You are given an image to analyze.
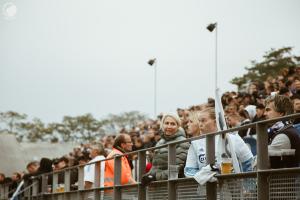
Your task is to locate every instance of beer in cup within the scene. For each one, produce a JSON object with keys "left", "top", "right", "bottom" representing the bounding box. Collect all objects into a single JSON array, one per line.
[{"left": 221, "top": 158, "right": 233, "bottom": 174}]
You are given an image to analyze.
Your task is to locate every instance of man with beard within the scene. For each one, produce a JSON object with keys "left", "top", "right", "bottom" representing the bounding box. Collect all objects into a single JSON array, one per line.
[{"left": 104, "top": 134, "right": 136, "bottom": 187}]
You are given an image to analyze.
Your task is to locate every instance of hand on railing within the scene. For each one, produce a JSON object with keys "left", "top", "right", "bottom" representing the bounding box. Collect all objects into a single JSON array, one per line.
[{"left": 141, "top": 171, "right": 156, "bottom": 186}]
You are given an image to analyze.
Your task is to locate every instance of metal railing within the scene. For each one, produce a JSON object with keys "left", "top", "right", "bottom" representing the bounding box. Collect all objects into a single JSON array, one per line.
[{"left": 1, "top": 114, "right": 300, "bottom": 200}]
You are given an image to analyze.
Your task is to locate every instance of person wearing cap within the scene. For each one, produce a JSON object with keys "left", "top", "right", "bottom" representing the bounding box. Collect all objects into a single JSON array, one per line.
[{"left": 141, "top": 113, "right": 190, "bottom": 185}]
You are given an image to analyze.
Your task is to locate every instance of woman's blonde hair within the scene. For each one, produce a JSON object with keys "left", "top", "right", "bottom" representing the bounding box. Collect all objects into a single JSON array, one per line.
[
  {"left": 188, "top": 111, "right": 201, "bottom": 127},
  {"left": 160, "top": 113, "right": 181, "bottom": 129},
  {"left": 199, "top": 107, "right": 216, "bottom": 120}
]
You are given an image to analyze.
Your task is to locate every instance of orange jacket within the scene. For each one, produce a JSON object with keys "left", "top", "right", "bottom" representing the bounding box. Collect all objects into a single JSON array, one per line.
[{"left": 104, "top": 148, "right": 133, "bottom": 187}]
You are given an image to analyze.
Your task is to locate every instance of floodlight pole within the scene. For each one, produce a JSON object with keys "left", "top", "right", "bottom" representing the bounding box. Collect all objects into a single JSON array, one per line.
[
  {"left": 154, "top": 60, "right": 157, "bottom": 118},
  {"left": 147, "top": 58, "right": 157, "bottom": 118},
  {"left": 215, "top": 24, "right": 218, "bottom": 89}
]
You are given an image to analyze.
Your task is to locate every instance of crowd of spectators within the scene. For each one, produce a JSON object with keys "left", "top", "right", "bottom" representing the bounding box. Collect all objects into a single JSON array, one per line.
[{"left": 1, "top": 66, "right": 300, "bottom": 197}]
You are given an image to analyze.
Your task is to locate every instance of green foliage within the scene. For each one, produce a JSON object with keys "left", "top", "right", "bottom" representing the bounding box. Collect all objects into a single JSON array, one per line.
[
  {"left": 0, "top": 111, "right": 27, "bottom": 141},
  {"left": 18, "top": 118, "right": 46, "bottom": 142},
  {"left": 101, "top": 111, "right": 147, "bottom": 132},
  {"left": 230, "top": 47, "right": 300, "bottom": 90},
  {"left": 0, "top": 110, "right": 148, "bottom": 143}
]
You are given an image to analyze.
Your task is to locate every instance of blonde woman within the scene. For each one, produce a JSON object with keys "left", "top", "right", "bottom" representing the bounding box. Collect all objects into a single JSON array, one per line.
[
  {"left": 186, "top": 111, "right": 201, "bottom": 138},
  {"left": 141, "top": 113, "right": 190, "bottom": 185},
  {"left": 184, "top": 107, "right": 253, "bottom": 177}
]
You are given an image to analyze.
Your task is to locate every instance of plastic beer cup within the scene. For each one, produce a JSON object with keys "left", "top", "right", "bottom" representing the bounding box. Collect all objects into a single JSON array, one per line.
[{"left": 221, "top": 158, "right": 233, "bottom": 174}]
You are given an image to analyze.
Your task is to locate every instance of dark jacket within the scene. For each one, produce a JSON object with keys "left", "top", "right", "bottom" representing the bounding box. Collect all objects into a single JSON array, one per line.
[
  {"left": 22, "top": 158, "right": 53, "bottom": 194},
  {"left": 150, "top": 128, "right": 190, "bottom": 180},
  {"left": 269, "top": 126, "right": 300, "bottom": 168}
]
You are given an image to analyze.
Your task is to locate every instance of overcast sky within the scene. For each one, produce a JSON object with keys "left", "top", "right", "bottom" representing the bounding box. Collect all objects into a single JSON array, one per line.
[{"left": 1, "top": 0, "right": 300, "bottom": 123}]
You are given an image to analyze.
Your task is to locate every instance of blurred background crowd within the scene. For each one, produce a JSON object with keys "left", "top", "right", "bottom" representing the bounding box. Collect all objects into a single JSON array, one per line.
[{"left": 2, "top": 52, "right": 300, "bottom": 197}]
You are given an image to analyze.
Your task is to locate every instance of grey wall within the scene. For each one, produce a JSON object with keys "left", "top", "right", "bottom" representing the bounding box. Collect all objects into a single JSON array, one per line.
[{"left": 0, "top": 133, "right": 77, "bottom": 176}]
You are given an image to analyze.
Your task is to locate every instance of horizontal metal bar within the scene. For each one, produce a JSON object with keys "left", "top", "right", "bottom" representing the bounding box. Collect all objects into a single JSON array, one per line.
[
  {"left": 215, "top": 171, "right": 257, "bottom": 179},
  {"left": 258, "top": 167, "right": 300, "bottom": 174}
]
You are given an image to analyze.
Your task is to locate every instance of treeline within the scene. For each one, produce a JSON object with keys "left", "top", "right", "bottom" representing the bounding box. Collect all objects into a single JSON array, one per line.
[
  {"left": 231, "top": 47, "right": 300, "bottom": 90},
  {"left": 0, "top": 111, "right": 147, "bottom": 143}
]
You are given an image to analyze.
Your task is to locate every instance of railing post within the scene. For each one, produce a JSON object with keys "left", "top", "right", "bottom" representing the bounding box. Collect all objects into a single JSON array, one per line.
[
  {"left": 0, "top": 184, "right": 9, "bottom": 199},
  {"left": 24, "top": 181, "right": 31, "bottom": 199},
  {"left": 41, "top": 174, "right": 48, "bottom": 194},
  {"left": 168, "top": 143, "right": 177, "bottom": 200},
  {"left": 94, "top": 161, "right": 101, "bottom": 199},
  {"left": 206, "top": 134, "right": 217, "bottom": 200},
  {"left": 0, "top": 184, "right": 5, "bottom": 199},
  {"left": 138, "top": 151, "right": 146, "bottom": 200},
  {"left": 32, "top": 178, "right": 39, "bottom": 197},
  {"left": 256, "top": 123, "right": 269, "bottom": 200},
  {"left": 134, "top": 158, "right": 138, "bottom": 181},
  {"left": 52, "top": 172, "right": 58, "bottom": 193},
  {"left": 114, "top": 156, "right": 122, "bottom": 200},
  {"left": 78, "top": 166, "right": 84, "bottom": 190},
  {"left": 77, "top": 165, "right": 84, "bottom": 200},
  {"left": 64, "top": 169, "right": 71, "bottom": 192}
]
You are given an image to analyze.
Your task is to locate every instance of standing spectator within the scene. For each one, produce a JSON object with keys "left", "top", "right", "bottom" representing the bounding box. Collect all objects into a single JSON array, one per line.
[
  {"left": 9, "top": 172, "right": 21, "bottom": 198},
  {"left": 141, "top": 113, "right": 190, "bottom": 185},
  {"left": 248, "top": 103, "right": 266, "bottom": 136},
  {"left": 186, "top": 111, "right": 201, "bottom": 138},
  {"left": 0, "top": 173, "right": 5, "bottom": 184},
  {"left": 104, "top": 134, "right": 136, "bottom": 187},
  {"left": 54, "top": 156, "right": 69, "bottom": 171},
  {"left": 26, "top": 161, "right": 39, "bottom": 174},
  {"left": 143, "top": 127, "right": 157, "bottom": 148},
  {"left": 103, "top": 136, "right": 115, "bottom": 154},
  {"left": 291, "top": 95, "right": 300, "bottom": 131},
  {"left": 226, "top": 113, "right": 242, "bottom": 128},
  {"left": 265, "top": 95, "right": 300, "bottom": 168},
  {"left": 54, "top": 156, "right": 69, "bottom": 185},
  {"left": 184, "top": 107, "right": 253, "bottom": 177},
  {"left": 84, "top": 144, "right": 106, "bottom": 189}
]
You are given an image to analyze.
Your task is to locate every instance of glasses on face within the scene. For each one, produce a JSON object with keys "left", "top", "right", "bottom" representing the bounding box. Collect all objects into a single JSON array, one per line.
[{"left": 124, "top": 141, "right": 133, "bottom": 144}]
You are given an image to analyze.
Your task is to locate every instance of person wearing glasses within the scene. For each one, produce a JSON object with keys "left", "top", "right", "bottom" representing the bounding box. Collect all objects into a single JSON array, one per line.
[{"left": 104, "top": 134, "right": 136, "bottom": 187}]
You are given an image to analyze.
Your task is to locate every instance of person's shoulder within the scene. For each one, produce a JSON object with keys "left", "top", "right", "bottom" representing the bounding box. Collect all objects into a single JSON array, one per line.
[
  {"left": 107, "top": 148, "right": 121, "bottom": 158},
  {"left": 155, "top": 138, "right": 165, "bottom": 146},
  {"left": 283, "top": 126, "right": 300, "bottom": 135},
  {"left": 93, "top": 155, "right": 106, "bottom": 161},
  {"left": 191, "top": 138, "right": 205, "bottom": 146},
  {"left": 273, "top": 133, "right": 290, "bottom": 140},
  {"left": 228, "top": 132, "right": 244, "bottom": 142}
]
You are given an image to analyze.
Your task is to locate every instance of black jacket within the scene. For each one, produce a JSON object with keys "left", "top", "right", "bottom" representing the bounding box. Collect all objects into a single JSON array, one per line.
[{"left": 269, "top": 126, "right": 300, "bottom": 168}]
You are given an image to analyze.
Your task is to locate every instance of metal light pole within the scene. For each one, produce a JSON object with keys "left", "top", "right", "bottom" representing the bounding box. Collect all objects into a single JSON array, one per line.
[
  {"left": 206, "top": 22, "right": 218, "bottom": 200},
  {"left": 207, "top": 23, "right": 218, "bottom": 89},
  {"left": 147, "top": 58, "right": 157, "bottom": 118}
]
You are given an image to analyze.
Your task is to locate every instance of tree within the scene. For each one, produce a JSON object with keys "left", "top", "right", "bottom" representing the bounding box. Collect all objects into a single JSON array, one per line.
[
  {"left": 0, "top": 110, "right": 149, "bottom": 143},
  {"left": 73, "top": 113, "right": 104, "bottom": 142},
  {"left": 100, "top": 111, "right": 148, "bottom": 133},
  {"left": 231, "top": 47, "right": 300, "bottom": 90},
  {"left": 18, "top": 118, "right": 47, "bottom": 142},
  {"left": 0, "top": 111, "right": 27, "bottom": 139},
  {"left": 42, "top": 123, "right": 65, "bottom": 143}
]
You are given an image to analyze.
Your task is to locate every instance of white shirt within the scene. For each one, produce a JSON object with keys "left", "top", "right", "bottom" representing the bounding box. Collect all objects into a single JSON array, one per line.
[
  {"left": 268, "top": 133, "right": 291, "bottom": 151},
  {"left": 184, "top": 133, "right": 253, "bottom": 177},
  {"left": 84, "top": 155, "right": 105, "bottom": 187}
]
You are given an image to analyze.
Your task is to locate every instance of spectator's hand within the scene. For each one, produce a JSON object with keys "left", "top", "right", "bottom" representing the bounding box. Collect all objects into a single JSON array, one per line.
[{"left": 141, "top": 172, "right": 156, "bottom": 186}]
